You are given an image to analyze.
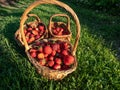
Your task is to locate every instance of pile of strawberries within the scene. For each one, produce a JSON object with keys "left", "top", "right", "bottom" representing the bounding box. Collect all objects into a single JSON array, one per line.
[
  {"left": 24, "top": 23, "right": 46, "bottom": 44},
  {"left": 29, "top": 40, "right": 75, "bottom": 70},
  {"left": 51, "top": 23, "right": 70, "bottom": 36}
]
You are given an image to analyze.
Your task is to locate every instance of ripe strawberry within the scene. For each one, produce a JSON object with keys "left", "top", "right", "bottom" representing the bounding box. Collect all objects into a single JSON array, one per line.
[
  {"left": 32, "top": 30, "right": 38, "bottom": 35},
  {"left": 38, "top": 47, "right": 43, "bottom": 53},
  {"left": 51, "top": 50, "right": 56, "bottom": 56},
  {"left": 37, "top": 53, "right": 44, "bottom": 59},
  {"left": 28, "top": 37, "right": 35, "bottom": 43},
  {"left": 29, "top": 48, "right": 37, "bottom": 53},
  {"left": 43, "top": 45, "right": 52, "bottom": 55},
  {"left": 63, "top": 55, "right": 75, "bottom": 65},
  {"left": 48, "top": 60, "right": 54, "bottom": 67},
  {"left": 44, "top": 54, "right": 48, "bottom": 58},
  {"left": 25, "top": 36, "right": 29, "bottom": 42},
  {"left": 56, "top": 27, "right": 60, "bottom": 32},
  {"left": 61, "top": 50, "right": 68, "bottom": 56},
  {"left": 55, "top": 58, "right": 62, "bottom": 64},
  {"left": 30, "top": 52, "right": 36, "bottom": 58},
  {"left": 35, "top": 35, "right": 40, "bottom": 40},
  {"left": 53, "top": 64, "right": 61, "bottom": 70},
  {"left": 39, "top": 59, "right": 46, "bottom": 66},
  {"left": 38, "top": 25, "right": 44, "bottom": 31},
  {"left": 51, "top": 43, "right": 60, "bottom": 51},
  {"left": 24, "top": 29, "right": 27, "bottom": 35},
  {"left": 48, "top": 56, "right": 54, "bottom": 61},
  {"left": 26, "top": 32, "right": 31, "bottom": 37},
  {"left": 27, "top": 27, "right": 32, "bottom": 31}
]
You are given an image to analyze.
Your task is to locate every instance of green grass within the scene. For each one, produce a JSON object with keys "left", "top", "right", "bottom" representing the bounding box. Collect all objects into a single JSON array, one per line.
[{"left": 0, "top": 0, "right": 120, "bottom": 90}]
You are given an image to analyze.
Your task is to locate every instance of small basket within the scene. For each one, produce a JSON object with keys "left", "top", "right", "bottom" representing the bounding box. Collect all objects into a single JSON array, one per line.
[
  {"left": 16, "top": 0, "right": 81, "bottom": 80},
  {"left": 15, "top": 14, "right": 47, "bottom": 47},
  {"left": 48, "top": 14, "right": 71, "bottom": 41}
]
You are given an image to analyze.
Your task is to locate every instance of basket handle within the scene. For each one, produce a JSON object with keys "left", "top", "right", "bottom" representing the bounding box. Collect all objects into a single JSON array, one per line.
[
  {"left": 20, "top": 0, "right": 81, "bottom": 55},
  {"left": 49, "top": 14, "right": 70, "bottom": 30},
  {"left": 27, "top": 14, "right": 41, "bottom": 23}
]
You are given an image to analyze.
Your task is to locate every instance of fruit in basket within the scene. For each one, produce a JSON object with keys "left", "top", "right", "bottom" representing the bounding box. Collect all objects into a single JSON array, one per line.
[
  {"left": 48, "top": 60, "right": 54, "bottom": 67},
  {"left": 63, "top": 55, "right": 74, "bottom": 65},
  {"left": 38, "top": 53, "right": 44, "bottom": 59},
  {"left": 55, "top": 58, "right": 62, "bottom": 64},
  {"left": 52, "top": 23, "right": 70, "bottom": 36},
  {"left": 24, "top": 23, "right": 46, "bottom": 44},
  {"left": 28, "top": 40, "right": 75, "bottom": 70},
  {"left": 43, "top": 45, "right": 52, "bottom": 55}
]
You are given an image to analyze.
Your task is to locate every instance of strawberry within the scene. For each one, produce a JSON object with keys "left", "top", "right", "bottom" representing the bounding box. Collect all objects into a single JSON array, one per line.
[
  {"left": 25, "top": 36, "right": 29, "bottom": 42},
  {"left": 37, "top": 53, "right": 44, "bottom": 59},
  {"left": 51, "top": 43, "right": 60, "bottom": 51},
  {"left": 29, "top": 48, "right": 37, "bottom": 53},
  {"left": 49, "top": 56, "right": 54, "bottom": 61},
  {"left": 55, "top": 58, "right": 62, "bottom": 64},
  {"left": 38, "top": 25, "right": 44, "bottom": 31},
  {"left": 51, "top": 50, "right": 56, "bottom": 56},
  {"left": 30, "top": 52, "right": 36, "bottom": 58},
  {"left": 53, "top": 64, "right": 61, "bottom": 70},
  {"left": 27, "top": 27, "right": 32, "bottom": 31},
  {"left": 35, "top": 35, "right": 40, "bottom": 40},
  {"left": 61, "top": 50, "right": 68, "bottom": 56},
  {"left": 63, "top": 55, "right": 75, "bottom": 65},
  {"left": 48, "top": 60, "right": 54, "bottom": 67},
  {"left": 28, "top": 37, "right": 35, "bottom": 44},
  {"left": 44, "top": 54, "right": 48, "bottom": 58},
  {"left": 26, "top": 32, "right": 31, "bottom": 37},
  {"left": 39, "top": 59, "right": 46, "bottom": 66},
  {"left": 43, "top": 45, "right": 52, "bottom": 55},
  {"left": 32, "top": 30, "right": 38, "bottom": 35},
  {"left": 24, "top": 29, "right": 27, "bottom": 35},
  {"left": 38, "top": 47, "right": 43, "bottom": 53}
]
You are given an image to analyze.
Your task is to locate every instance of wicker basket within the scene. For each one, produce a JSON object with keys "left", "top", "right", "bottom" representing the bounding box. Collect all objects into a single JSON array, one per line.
[
  {"left": 48, "top": 14, "right": 71, "bottom": 41},
  {"left": 15, "top": 14, "right": 47, "bottom": 47},
  {"left": 17, "top": 0, "right": 81, "bottom": 80}
]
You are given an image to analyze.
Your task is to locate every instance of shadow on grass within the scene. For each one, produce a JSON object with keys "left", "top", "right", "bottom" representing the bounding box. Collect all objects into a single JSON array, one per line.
[{"left": 60, "top": 0, "right": 120, "bottom": 59}]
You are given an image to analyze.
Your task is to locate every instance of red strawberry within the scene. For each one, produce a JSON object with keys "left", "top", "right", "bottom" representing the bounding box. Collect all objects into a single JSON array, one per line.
[
  {"left": 48, "top": 60, "right": 54, "bottom": 67},
  {"left": 51, "top": 50, "right": 56, "bottom": 56},
  {"left": 35, "top": 35, "right": 41, "bottom": 40},
  {"left": 44, "top": 54, "right": 48, "bottom": 58},
  {"left": 55, "top": 58, "right": 62, "bottom": 64},
  {"left": 38, "top": 47, "right": 43, "bottom": 52},
  {"left": 30, "top": 52, "right": 36, "bottom": 58},
  {"left": 61, "top": 50, "right": 68, "bottom": 56},
  {"left": 24, "top": 29, "right": 27, "bottom": 35},
  {"left": 27, "top": 27, "right": 32, "bottom": 31},
  {"left": 25, "top": 36, "right": 29, "bottom": 42},
  {"left": 49, "top": 56, "right": 54, "bottom": 61},
  {"left": 29, "top": 48, "right": 37, "bottom": 53},
  {"left": 51, "top": 43, "right": 60, "bottom": 51},
  {"left": 39, "top": 25, "right": 44, "bottom": 31},
  {"left": 26, "top": 32, "right": 31, "bottom": 37},
  {"left": 63, "top": 55, "right": 75, "bottom": 65},
  {"left": 28, "top": 37, "right": 35, "bottom": 43},
  {"left": 37, "top": 53, "right": 44, "bottom": 59},
  {"left": 32, "top": 30, "right": 38, "bottom": 35},
  {"left": 43, "top": 45, "right": 52, "bottom": 55},
  {"left": 53, "top": 64, "right": 61, "bottom": 70},
  {"left": 39, "top": 59, "right": 46, "bottom": 66}
]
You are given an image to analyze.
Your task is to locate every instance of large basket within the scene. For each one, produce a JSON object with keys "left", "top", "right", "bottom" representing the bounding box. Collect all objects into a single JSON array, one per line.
[
  {"left": 17, "top": 0, "right": 81, "bottom": 80},
  {"left": 48, "top": 14, "right": 71, "bottom": 41},
  {"left": 15, "top": 14, "right": 47, "bottom": 47}
]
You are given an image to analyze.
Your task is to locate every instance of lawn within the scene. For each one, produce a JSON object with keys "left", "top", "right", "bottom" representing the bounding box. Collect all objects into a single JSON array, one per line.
[{"left": 0, "top": 0, "right": 120, "bottom": 90}]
